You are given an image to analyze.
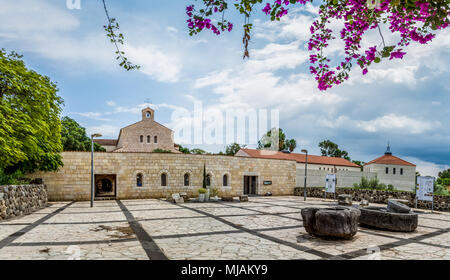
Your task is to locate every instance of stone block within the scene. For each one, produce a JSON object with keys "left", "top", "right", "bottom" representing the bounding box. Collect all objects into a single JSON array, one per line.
[
  {"left": 239, "top": 195, "right": 249, "bottom": 202},
  {"left": 387, "top": 199, "right": 410, "bottom": 213},
  {"left": 338, "top": 194, "right": 353, "bottom": 206}
]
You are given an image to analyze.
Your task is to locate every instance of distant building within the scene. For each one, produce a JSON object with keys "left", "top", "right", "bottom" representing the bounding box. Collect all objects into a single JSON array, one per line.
[
  {"left": 236, "top": 148, "right": 361, "bottom": 172},
  {"left": 363, "top": 144, "right": 416, "bottom": 191},
  {"left": 237, "top": 145, "right": 416, "bottom": 191},
  {"left": 94, "top": 107, "right": 179, "bottom": 153}
]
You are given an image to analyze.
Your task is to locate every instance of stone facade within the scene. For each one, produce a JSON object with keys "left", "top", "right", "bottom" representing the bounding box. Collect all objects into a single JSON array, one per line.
[
  {"left": 96, "top": 107, "right": 179, "bottom": 153},
  {"left": 0, "top": 185, "right": 48, "bottom": 220},
  {"left": 294, "top": 187, "right": 450, "bottom": 212},
  {"left": 31, "top": 152, "right": 296, "bottom": 201}
]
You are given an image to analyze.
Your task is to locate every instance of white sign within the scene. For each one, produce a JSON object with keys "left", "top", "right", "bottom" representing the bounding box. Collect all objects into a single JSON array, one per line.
[
  {"left": 416, "top": 176, "right": 434, "bottom": 202},
  {"left": 325, "top": 174, "right": 337, "bottom": 193}
]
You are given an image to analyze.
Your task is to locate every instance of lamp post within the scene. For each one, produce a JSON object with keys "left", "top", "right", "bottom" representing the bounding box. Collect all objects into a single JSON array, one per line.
[
  {"left": 301, "top": 149, "right": 308, "bottom": 201},
  {"left": 91, "top": 133, "right": 102, "bottom": 208}
]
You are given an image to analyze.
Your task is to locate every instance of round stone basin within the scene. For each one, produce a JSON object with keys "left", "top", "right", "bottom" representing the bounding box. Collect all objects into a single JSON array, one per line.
[
  {"left": 359, "top": 206, "right": 418, "bottom": 232},
  {"left": 301, "top": 207, "right": 361, "bottom": 240}
]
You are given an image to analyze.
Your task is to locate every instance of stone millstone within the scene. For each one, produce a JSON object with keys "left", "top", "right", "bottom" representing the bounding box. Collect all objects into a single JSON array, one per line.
[
  {"left": 301, "top": 207, "right": 361, "bottom": 239},
  {"left": 360, "top": 206, "right": 418, "bottom": 232},
  {"left": 387, "top": 199, "right": 411, "bottom": 213},
  {"left": 338, "top": 194, "right": 353, "bottom": 206},
  {"left": 360, "top": 199, "right": 370, "bottom": 207},
  {"left": 239, "top": 195, "right": 249, "bottom": 202}
]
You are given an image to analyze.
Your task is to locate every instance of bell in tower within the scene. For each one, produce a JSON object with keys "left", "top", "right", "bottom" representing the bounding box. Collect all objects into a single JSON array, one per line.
[{"left": 142, "top": 107, "right": 155, "bottom": 121}]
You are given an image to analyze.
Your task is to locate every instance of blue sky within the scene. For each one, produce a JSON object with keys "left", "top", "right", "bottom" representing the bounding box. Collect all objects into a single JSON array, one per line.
[{"left": 0, "top": 0, "right": 449, "bottom": 176}]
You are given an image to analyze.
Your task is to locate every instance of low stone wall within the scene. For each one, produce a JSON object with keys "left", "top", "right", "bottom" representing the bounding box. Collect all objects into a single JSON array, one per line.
[
  {"left": 294, "top": 187, "right": 450, "bottom": 212},
  {"left": 0, "top": 185, "right": 48, "bottom": 221}
]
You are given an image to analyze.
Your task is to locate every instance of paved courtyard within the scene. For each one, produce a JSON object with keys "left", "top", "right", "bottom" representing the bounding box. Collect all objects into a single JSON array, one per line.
[{"left": 0, "top": 196, "right": 449, "bottom": 260}]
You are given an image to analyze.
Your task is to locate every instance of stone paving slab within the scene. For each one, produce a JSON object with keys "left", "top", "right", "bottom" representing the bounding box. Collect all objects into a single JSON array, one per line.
[{"left": 0, "top": 196, "right": 448, "bottom": 260}]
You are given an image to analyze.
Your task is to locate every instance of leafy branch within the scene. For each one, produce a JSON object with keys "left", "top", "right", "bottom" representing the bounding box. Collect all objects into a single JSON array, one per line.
[{"left": 102, "top": 0, "right": 140, "bottom": 71}]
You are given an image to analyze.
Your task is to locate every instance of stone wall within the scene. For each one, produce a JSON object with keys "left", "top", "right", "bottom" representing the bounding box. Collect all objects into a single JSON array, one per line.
[
  {"left": 294, "top": 187, "right": 450, "bottom": 212},
  {"left": 296, "top": 167, "right": 415, "bottom": 192},
  {"left": 31, "top": 152, "right": 296, "bottom": 201},
  {"left": 0, "top": 185, "right": 48, "bottom": 221},
  {"left": 296, "top": 168, "right": 377, "bottom": 189}
]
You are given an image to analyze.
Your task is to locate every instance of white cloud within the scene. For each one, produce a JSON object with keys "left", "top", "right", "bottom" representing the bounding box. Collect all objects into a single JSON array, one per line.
[
  {"left": 319, "top": 114, "right": 441, "bottom": 135},
  {"left": 124, "top": 45, "right": 181, "bottom": 83},
  {"left": 404, "top": 157, "right": 450, "bottom": 177},
  {"left": 0, "top": 0, "right": 182, "bottom": 82},
  {"left": 355, "top": 114, "right": 440, "bottom": 134},
  {"left": 70, "top": 112, "right": 111, "bottom": 121},
  {"left": 86, "top": 124, "right": 121, "bottom": 138}
]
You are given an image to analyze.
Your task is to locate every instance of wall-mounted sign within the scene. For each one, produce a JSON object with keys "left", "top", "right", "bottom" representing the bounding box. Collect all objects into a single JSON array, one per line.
[{"left": 263, "top": 181, "right": 272, "bottom": 185}]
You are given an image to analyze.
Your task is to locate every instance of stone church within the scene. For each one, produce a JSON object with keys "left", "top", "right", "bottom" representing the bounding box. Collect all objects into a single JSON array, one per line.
[
  {"left": 94, "top": 107, "right": 180, "bottom": 153},
  {"left": 30, "top": 108, "right": 417, "bottom": 201}
]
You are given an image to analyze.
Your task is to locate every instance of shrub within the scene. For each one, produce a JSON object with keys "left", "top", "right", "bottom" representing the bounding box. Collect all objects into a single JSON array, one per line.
[
  {"left": 0, "top": 169, "right": 29, "bottom": 185},
  {"left": 354, "top": 177, "right": 395, "bottom": 191},
  {"left": 152, "top": 149, "right": 172, "bottom": 153},
  {"left": 198, "top": 188, "right": 207, "bottom": 194},
  {"left": 210, "top": 188, "right": 219, "bottom": 197}
]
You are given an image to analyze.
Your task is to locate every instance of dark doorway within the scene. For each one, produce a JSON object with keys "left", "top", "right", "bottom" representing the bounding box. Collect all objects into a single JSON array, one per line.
[
  {"left": 243, "top": 176, "right": 258, "bottom": 195},
  {"left": 95, "top": 174, "right": 116, "bottom": 198}
]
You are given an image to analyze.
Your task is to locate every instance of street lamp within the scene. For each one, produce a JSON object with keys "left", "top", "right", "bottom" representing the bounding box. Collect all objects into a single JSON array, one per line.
[
  {"left": 91, "top": 133, "right": 102, "bottom": 208},
  {"left": 301, "top": 149, "right": 308, "bottom": 201}
]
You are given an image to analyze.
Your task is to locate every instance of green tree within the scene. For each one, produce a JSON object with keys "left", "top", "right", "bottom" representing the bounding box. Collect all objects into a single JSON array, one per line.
[
  {"left": 61, "top": 116, "right": 105, "bottom": 152},
  {"left": 352, "top": 160, "right": 365, "bottom": 171},
  {"left": 285, "top": 139, "right": 297, "bottom": 152},
  {"left": 257, "top": 128, "right": 296, "bottom": 152},
  {"left": 191, "top": 148, "right": 207, "bottom": 155},
  {"left": 0, "top": 49, "right": 64, "bottom": 173},
  {"left": 177, "top": 144, "right": 191, "bottom": 154},
  {"left": 438, "top": 169, "right": 450, "bottom": 179},
  {"left": 318, "top": 140, "right": 350, "bottom": 160},
  {"left": 225, "top": 143, "right": 245, "bottom": 156},
  {"left": 202, "top": 163, "right": 207, "bottom": 189}
]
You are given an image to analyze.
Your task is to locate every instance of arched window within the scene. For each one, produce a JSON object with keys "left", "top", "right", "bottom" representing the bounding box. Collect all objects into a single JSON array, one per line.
[
  {"left": 400, "top": 168, "right": 403, "bottom": 175},
  {"left": 136, "top": 173, "right": 143, "bottom": 187},
  {"left": 154, "top": 136, "right": 158, "bottom": 143},
  {"left": 146, "top": 112, "right": 151, "bottom": 118},
  {"left": 184, "top": 173, "right": 190, "bottom": 186},
  {"left": 161, "top": 173, "right": 167, "bottom": 187},
  {"left": 206, "top": 174, "right": 211, "bottom": 187},
  {"left": 223, "top": 174, "right": 229, "bottom": 186},
  {"left": 140, "top": 135, "right": 144, "bottom": 143},
  {"left": 147, "top": 135, "right": 150, "bottom": 143}
]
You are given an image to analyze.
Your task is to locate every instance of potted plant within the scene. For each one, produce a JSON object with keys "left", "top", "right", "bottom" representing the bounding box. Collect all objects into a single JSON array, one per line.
[
  {"left": 198, "top": 188, "right": 207, "bottom": 202},
  {"left": 210, "top": 188, "right": 219, "bottom": 201}
]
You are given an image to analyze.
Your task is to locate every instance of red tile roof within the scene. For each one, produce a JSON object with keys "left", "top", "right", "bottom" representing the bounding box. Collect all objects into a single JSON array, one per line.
[
  {"left": 365, "top": 155, "right": 415, "bottom": 166},
  {"left": 238, "top": 149, "right": 361, "bottom": 168},
  {"left": 93, "top": 139, "right": 118, "bottom": 146}
]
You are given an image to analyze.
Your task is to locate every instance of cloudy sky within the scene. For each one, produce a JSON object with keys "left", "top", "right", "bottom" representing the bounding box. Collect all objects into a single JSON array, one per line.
[{"left": 1, "top": 0, "right": 449, "bottom": 176}]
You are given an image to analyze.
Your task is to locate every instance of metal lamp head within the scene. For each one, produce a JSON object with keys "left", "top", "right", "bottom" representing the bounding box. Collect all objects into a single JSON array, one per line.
[
  {"left": 301, "top": 149, "right": 308, "bottom": 154},
  {"left": 91, "top": 133, "right": 102, "bottom": 138}
]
